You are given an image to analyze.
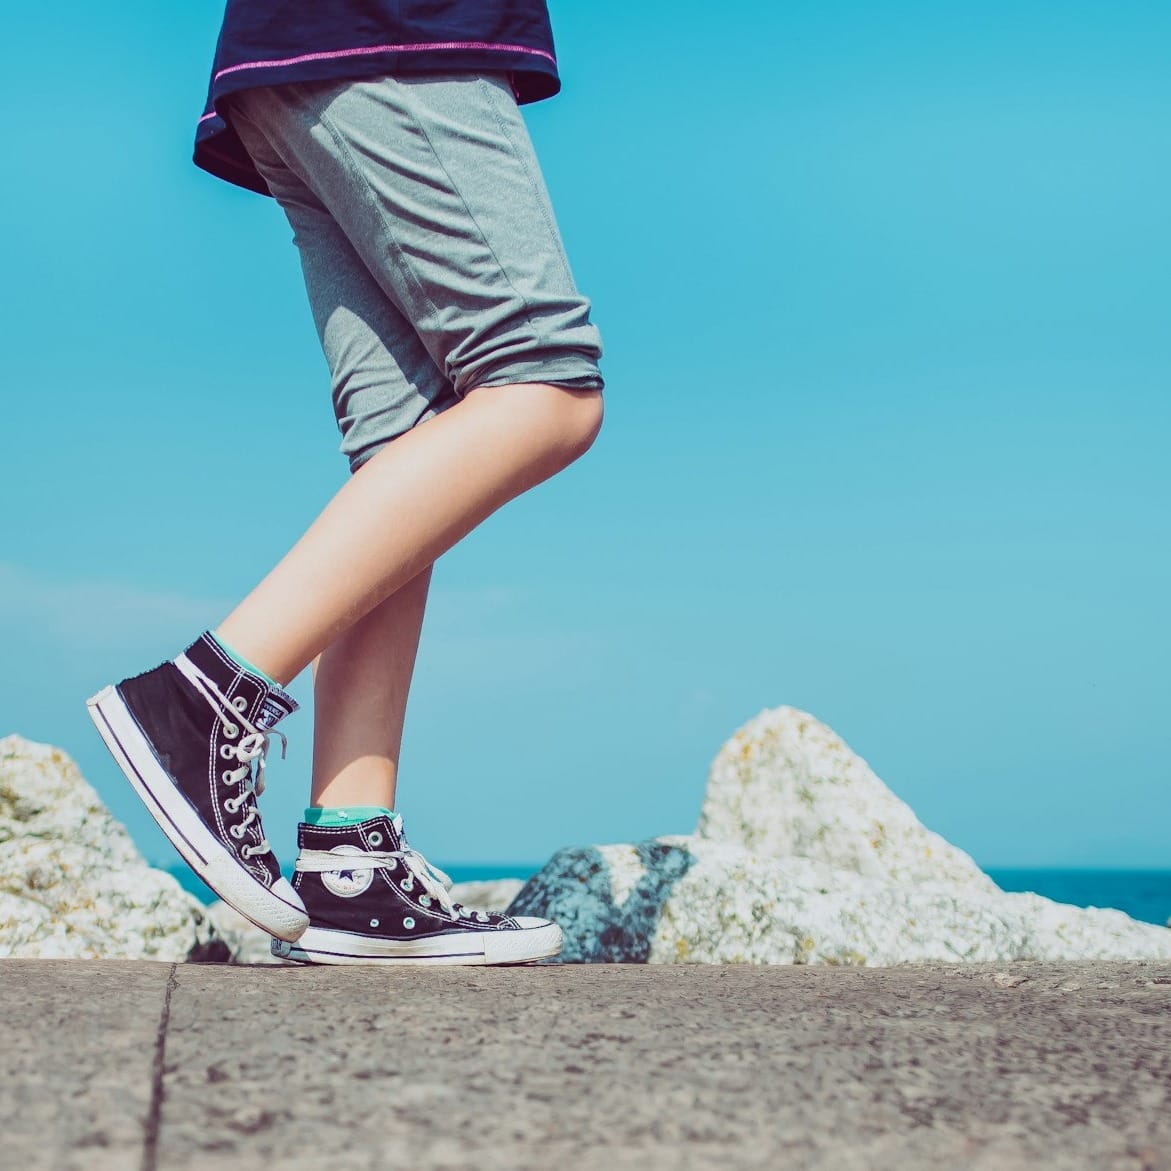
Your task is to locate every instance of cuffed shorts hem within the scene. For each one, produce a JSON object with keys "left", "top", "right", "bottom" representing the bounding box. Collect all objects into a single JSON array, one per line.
[
  {"left": 346, "top": 363, "right": 603, "bottom": 474},
  {"left": 462, "top": 359, "right": 605, "bottom": 396}
]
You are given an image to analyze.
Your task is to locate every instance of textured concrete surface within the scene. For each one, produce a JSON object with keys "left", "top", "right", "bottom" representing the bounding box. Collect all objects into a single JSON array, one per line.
[
  {"left": 2, "top": 961, "right": 1170, "bottom": 1171},
  {"left": 3, "top": 961, "right": 174, "bottom": 1171}
]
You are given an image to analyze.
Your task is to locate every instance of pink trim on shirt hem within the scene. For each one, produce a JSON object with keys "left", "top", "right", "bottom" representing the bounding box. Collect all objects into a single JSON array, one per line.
[{"left": 213, "top": 40, "right": 556, "bottom": 82}]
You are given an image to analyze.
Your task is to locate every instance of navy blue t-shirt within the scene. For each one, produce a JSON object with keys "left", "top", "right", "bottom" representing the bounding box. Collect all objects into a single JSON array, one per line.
[{"left": 194, "top": 1, "right": 560, "bottom": 195}]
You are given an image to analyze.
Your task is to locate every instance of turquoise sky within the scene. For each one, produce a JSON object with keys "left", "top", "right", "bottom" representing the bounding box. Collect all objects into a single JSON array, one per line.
[{"left": 3, "top": 1, "right": 1168, "bottom": 870}]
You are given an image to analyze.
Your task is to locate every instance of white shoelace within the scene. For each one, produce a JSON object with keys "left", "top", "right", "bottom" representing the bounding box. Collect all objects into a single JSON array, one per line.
[
  {"left": 175, "top": 657, "right": 285, "bottom": 861},
  {"left": 296, "top": 837, "right": 489, "bottom": 924}
]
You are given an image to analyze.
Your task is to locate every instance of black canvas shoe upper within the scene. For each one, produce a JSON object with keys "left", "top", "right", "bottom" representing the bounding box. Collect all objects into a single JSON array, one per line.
[
  {"left": 116, "top": 632, "right": 297, "bottom": 887},
  {"left": 293, "top": 815, "right": 524, "bottom": 938}
]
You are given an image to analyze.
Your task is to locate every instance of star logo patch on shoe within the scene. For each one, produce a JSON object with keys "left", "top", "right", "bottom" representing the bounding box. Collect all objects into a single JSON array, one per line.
[{"left": 319, "top": 844, "right": 376, "bottom": 898}]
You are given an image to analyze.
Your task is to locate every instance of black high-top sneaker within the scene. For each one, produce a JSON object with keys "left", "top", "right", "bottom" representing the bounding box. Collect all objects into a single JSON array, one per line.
[
  {"left": 272, "top": 814, "right": 562, "bottom": 965},
  {"left": 86, "top": 632, "right": 309, "bottom": 942}
]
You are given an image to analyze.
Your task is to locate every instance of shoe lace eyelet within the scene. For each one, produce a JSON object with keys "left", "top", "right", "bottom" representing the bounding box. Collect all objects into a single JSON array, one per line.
[
  {"left": 370, "top": 918, "right": 380, "bottom": 929},
  {"left": 220, "top": 745, "right": 235, "bottom": 760},
  {"left": 419, "top": 895, "right": 431, "bottom": 907},
  {"left": 400, "top": 878, "right": 413, "bottom": 892},
  {"left": 403, "top": 917, "right": 415, "bottom": 930},
  {"left": 222, "top": 723, "right": 239, "bottom": 739},
  {"left": 229, "top": 823, "right": 246, "bottom": 840},
  {"left": 368, "top": 831, "right": 383, "bottom": 847},
  {"left": 232, "top": 696, "right": 248, "bottom": 712}
]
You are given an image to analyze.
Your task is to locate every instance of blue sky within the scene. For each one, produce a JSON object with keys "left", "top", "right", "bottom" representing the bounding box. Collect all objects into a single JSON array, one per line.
[{"left": 3, "top": 1, "right": 1168, "bottom": 870}]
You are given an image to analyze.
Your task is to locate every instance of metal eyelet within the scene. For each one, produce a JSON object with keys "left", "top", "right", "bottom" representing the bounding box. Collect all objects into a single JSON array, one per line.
[
  {"left": 220, "top": 745, "right": 235, "bottom": 760},
  {"left": 368, "top": 831, "right": 383, "bottom": 847},
  {"left": 400, "top": 878, "right": 413, "bottom": 892},
  {"left": 232, "top": 696, "right": 248, "bottom": 712},
  {"left": 403, "top": 917, "right": 415, "bottom": 930},
  {"left": 386, "top": 859, "right": 397, "bottom": 870},
  {"left": 419, "top": 895, "right": 431, "bottom": 907},
  {"left": 221, "top": 770, "right": 235, "bottom": 784},
  {"left": 222, "top": 723, "right": 239, "bottom": 739},
  {"left": 370, "top": 919, "right": 380, "bottom": 929},
  {"left": 229, "top": 824, "right": 246, "bottom": 840}
]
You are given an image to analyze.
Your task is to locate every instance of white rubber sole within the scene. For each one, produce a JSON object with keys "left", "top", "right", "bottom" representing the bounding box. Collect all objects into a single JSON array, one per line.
[
  {"left": 273, "top": 919, "right": 563, "bottom": 966},
  {"left": 86, "top": 684, "right": 309, "bottom": 943}
]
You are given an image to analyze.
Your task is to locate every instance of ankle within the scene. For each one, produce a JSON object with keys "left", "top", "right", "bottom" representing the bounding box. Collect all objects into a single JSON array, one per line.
[
  {"left": 310, "top": 761, "right": 397, "bottom": 812},
  {"left": 208, "top": 629, "right": 285, "bottom": 690}
]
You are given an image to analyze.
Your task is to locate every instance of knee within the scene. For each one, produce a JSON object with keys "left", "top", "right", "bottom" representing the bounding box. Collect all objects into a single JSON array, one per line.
[
  {"left": 551, "top": 387, "right": 604, "bottom": 466},
  {"left": 465, "top": 380, "right": 604, "bottom": 470}
]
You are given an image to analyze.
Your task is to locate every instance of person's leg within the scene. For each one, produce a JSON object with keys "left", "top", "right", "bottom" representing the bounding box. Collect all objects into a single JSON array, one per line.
[
  {"left": 310, "top": 564, "right": 432, "bottom": 810},
  {"left": 221, "top": 81, "right": 601, "bottom": 809},
  {"left": 215, "top": 72, "right": 605, "bottom": 685},
  {"left": 214, "top": 104, "right": 505, "bottom": 816},
  {"left": 217, "top": 379, "right": 600, "bottom": 684}
]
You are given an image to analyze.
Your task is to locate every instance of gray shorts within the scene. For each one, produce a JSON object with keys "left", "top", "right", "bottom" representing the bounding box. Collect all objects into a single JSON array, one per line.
[{"left": 225, "top": 73, "right": 604, "bottom": 472}]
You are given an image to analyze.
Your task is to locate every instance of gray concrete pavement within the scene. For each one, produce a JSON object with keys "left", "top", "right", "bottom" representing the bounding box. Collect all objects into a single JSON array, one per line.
[{"left": 2, "top": 960, "right": 1170, "bottom": 1171}]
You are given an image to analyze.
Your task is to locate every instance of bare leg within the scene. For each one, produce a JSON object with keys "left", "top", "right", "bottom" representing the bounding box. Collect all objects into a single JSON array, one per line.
[
  {"left": 309, "top": 565, "right": 431, "bottom": 811},
  {"left": 217, "top": 380, "right": 602, "bottom": 684}
]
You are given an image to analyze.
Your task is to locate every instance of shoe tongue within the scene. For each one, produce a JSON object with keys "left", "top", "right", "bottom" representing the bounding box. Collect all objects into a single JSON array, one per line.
[
  {"left": 381, "top": 813, "right": 407, "bottom": 851},
  {"left": 255, "top": 685, "right": 297, "bottom": 730}
]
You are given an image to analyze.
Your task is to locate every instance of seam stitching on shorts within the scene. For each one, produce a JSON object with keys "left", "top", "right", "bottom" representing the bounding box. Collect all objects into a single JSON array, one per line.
[
  {"left": 477, "top": 77, "right": 576, "bottom": 289},
  {"left": 403, "top": 81, "right": 546, "bottom": 370},
  {"left": 307, "top": 93, "right": 446, "bottom": 326}
]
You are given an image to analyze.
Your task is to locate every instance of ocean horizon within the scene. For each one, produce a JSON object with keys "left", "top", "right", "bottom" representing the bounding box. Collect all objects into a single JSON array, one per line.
[{"left": 166, "top": 864, "right": 1171, "bottom": 929}]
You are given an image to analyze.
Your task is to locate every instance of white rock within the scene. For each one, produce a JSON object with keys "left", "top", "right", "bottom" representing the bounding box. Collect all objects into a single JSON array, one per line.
[
  {"left": 697, "top": 706, "right": 994, "bottom": 890},
  {"left": 510, "top": 708, "right": 1171, "bottom": 964},
  {"left": 515, "top": 839, "right": 1171, "bottom": 966},
  {"left": 0, "top": 735, "right": 226, "bottom": 962}
]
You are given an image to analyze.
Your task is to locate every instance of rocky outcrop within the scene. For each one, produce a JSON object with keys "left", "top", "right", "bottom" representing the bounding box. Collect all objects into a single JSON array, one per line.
[
  {"left": 0, "top": 736, "right": 228, "bottom": 961},
  {"left": 509, "top": 707, "right": 1171, "bottom": 965},
  {"left": 697, "top": 706, "right": 995, "bottom": 890}
]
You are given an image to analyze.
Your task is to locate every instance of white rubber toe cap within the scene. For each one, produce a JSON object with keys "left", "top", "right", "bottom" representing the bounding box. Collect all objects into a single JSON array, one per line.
[
  {"left": 484, "top": 918, "right": 563, "bottom": 964},
  {"left": 266, "top": 877, "right": 309, "bottom": 942}
]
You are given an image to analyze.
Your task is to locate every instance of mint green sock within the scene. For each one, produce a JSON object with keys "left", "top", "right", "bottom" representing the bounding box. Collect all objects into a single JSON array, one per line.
[
  {"left": 209, "top": 631, "right": 283, "bottom": 692},
  {"left": 304, "top": 806, "right": 395, "bottom": 827}
]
